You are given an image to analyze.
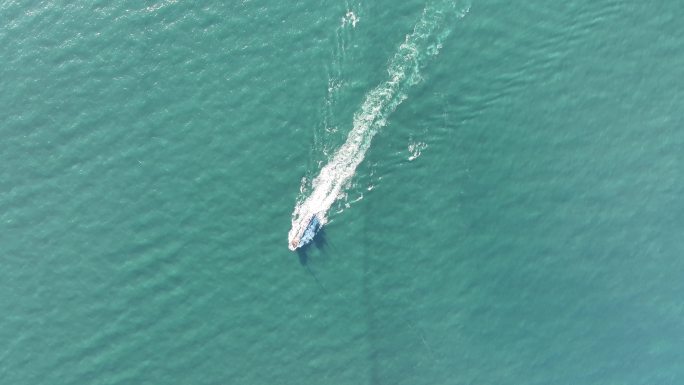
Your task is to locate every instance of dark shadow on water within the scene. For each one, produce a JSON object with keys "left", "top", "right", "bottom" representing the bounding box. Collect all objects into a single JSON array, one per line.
[
  {"left": 313, "top": 227, "right": 328, "bottom": 249},
  {"left": 296, "top": 228, "right": 329, "bottom": 294},
  {"left": 296, "top": 228, "right": 328, "bottom": 266},
  {"left": 297, "top": 248, "right": 308, "bottom": 266}
]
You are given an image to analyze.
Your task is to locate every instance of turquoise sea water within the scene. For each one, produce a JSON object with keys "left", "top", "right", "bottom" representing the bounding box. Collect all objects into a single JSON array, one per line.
[{"left": 1, "top": 1, "right": 683, "bottom": 384}]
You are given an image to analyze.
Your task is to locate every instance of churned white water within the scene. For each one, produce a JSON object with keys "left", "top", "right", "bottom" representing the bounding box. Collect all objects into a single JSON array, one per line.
[{"left": 288, "top": 1, "right": 470, "bottom": 249}]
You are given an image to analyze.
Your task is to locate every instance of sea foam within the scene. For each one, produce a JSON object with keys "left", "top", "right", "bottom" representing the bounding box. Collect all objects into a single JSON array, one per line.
[{"left": 288, "top": 1, "right": 470, "bottom": 249}]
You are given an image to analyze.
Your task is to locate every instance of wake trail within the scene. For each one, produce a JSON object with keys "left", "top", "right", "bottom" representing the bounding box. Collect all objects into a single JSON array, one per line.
[{"left": 288, "top": 1, "right": 470, "bottom": 249}]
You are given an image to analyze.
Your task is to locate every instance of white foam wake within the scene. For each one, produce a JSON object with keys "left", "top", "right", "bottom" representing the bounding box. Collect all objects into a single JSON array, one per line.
[{"left": 288, "top": 1, "right": 470, "bottom": 249}]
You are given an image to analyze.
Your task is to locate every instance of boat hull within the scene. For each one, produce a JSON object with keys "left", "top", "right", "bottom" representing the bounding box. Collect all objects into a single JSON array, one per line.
[{"left": 289, "top": 215, "right": 321, "bottom": 250}]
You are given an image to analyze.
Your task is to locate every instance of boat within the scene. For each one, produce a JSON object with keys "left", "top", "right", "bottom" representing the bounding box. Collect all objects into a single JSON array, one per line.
[{"left": 289, "top": 215, "right": 322, "bottom": 250}]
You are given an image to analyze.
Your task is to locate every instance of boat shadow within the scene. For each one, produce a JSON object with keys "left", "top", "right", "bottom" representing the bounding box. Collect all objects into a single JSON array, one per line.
[{"left": 296, "top": 227, "right": 328, "bottom": 266}]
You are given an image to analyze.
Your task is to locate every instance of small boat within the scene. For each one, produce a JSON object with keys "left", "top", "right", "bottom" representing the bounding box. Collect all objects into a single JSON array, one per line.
[{"left": 289, "top": 215, "right": 321, "bottom": 250}]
